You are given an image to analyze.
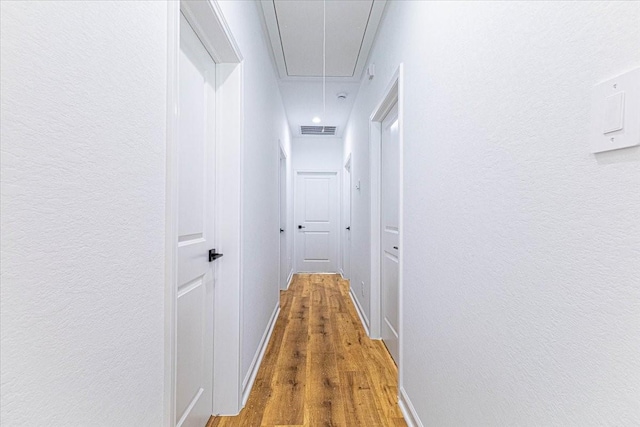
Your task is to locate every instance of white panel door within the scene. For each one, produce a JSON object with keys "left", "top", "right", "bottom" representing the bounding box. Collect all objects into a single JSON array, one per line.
[
  {"left": 295, "top": 171, "right": 339, "bottom": 273},
  {"left": 381, "top": 103, "right": 400, "bottom": 365},
  {"left": 176, "top": 13, "right": 216, "bottom": 427},
  {"left": 342, "top": 160, "right": 352, "bottom": 279}
]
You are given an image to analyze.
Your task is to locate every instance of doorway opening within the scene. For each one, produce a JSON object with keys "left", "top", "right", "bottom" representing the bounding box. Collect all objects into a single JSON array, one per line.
[
  {"left": 166, "top": 1, "right": 243, "bottom": 423},
  {"left": 368, "top": 64, "right": 404, "bottom": 372}
]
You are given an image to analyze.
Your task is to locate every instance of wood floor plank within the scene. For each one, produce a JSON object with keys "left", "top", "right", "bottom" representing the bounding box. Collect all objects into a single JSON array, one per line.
[
  {"left": 306, "top": 282, "right": 346, "bottom": 427},
  {"left": 261, "top": 297, "right": 309, "bottom": 426},
  {"left": 340, "top": 370, "right": 385, "bottom": 427},
  {"left": 332, "top": 312, "right": 366, "bottom": 372},
  {"left": 209, "top": 273, "right": 406, "bottom": 427},
  {"left": 305, "top": 351, "right": 346, "bottom": 427}
]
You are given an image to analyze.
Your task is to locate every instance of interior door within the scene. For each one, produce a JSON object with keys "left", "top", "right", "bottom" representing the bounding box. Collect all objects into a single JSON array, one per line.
[
  {"left": 176, "top": 13, "right": 216, "bottom": 427},
  {"left": 381, "top": 103, "right": 400, "bottom": 365},
  {"left": 279, "top": 150, "right": 288, "bottom": 289},
  {"left": 295, "top": 171, "right": 339, "bottom": 273},
  {"left": 342, "top": 160, "right": 352, "bottom": 279}
]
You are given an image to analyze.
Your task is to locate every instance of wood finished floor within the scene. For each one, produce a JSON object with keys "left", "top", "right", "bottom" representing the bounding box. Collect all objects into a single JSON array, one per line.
[{"left": 207, "top": 273, "right": 406, "bottom": 427}]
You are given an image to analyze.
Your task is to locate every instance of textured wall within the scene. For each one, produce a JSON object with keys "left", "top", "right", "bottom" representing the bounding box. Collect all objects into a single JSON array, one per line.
[
  {"left": 292, "top": 137, "right": 344, "bottom": 172},
  {"left": 216, "top": 0, "right": 292, "bottom": 386},
  {"left": 0, "top": 1, "right": 167, "bottom": 425},
  {"left": 345, "top": 2, "right": 640, "bottom": 425}
]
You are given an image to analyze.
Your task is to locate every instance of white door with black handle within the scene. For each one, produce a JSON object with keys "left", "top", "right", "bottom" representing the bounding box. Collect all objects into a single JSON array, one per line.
[{"left": 294, "top": 171, "right": 339, "bottom": 273}]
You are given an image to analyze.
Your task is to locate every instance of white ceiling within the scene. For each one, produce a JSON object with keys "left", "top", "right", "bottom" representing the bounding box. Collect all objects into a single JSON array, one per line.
[
  {"left": 279, "top": 80, "right": 360, "bottom": 138},
  {"left": 259, "top": 0, "right": 387, "bottom": 138}
]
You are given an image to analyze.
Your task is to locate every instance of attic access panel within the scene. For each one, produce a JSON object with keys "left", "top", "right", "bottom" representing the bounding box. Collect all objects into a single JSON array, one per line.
[{"left": 274, "top": 0, "right": 374, "bottom": 77}]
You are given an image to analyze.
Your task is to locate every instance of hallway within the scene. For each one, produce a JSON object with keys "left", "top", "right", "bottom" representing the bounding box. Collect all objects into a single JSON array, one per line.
[
  {"left": 3, "top": 1, "right": 640, "bottom": 425},
  {"left": 208, "top": 274, "right": 406, "bottom": 427}
]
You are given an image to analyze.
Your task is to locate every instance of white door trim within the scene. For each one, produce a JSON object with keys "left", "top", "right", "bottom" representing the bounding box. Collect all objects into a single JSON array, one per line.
[
  {"left": 369, "top": 64, "right": 404, "bottom": 383},
  {"left": 278, "top": 141, "right": 288, "bottom": 289},
  {"left": 166, "top": 1, "right": 244, "bottom": 424},
  {"left": 341, "top": 154, "right": 352, "bottom": 278}
]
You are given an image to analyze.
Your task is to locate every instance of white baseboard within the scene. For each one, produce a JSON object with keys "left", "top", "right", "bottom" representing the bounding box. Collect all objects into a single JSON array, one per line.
[
  {"left": 348, "top": 288, "right": 370, "bottom": 336},
  {"left": 399, "top": 387, "right": 424, "bottom": 427},
  {"left": 286, "top": 269, "right": 294, "bottom": 290},
  {"left": 241, "top": 303, "right": 280, "bottom": 406}
]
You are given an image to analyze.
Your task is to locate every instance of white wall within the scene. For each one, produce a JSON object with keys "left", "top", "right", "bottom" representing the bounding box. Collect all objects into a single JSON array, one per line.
[
  {"left": 0, "top": 2, "right": 167, "bottom": 425},
  {"left": 216, "top": 0, "right": 292, "bottom": 392},
  {"left": 345, "top": 2, "right": 640, "bottom": 425},
  {"left": 293, "top": 137, "right": 343, "bottom": 171}
]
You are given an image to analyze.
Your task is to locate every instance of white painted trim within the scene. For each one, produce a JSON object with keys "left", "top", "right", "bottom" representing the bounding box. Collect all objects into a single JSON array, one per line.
[
  {"left": 176, "top": 388, "right": 205, "bottom": 427},
  {"left": 242, "top": 304, "right": 280, "bottom": 405},
  {"left": 164, "top": 2, "right": 180, "bottom": 426},
  {"left": 181, "top": 0, "right": 242, "bottom": 63},
  {"left": 349, "top": 288, "right": 370, "bottom": 336},
  {"left": 369, "top": 64, "right": 404, "bottom": 382},
  {"left": 341, "top": 154, "right": 352, "bottom": 280},
  {"left": 355, "top": 0, "right": 387, "bottom": 80},
  {"left": 301, "top": 272, "right": 340, "bottom": 275},
  {"left": 257, "top": 0, "right": 287, "bottom": 80},
  {"left": 213, "top": 61, "right": 244, "bottom": 415},
  {"left": 397, "top": 63, "right": 406, "bottom": 400},
  {"left": 294, "top": 168, "right": 340, "bottom": 174},
  {"left": 279, "top": 142, "right": 288, "bottom": 161},
  {"left": 398, "top": 387, "right": 424, "bottom": 427},
  {"left": 278, "top": 141, "right": 288, "bottom": 290},
  {"left": 286, "top": 269, "right": 295, "bottom": 290}
]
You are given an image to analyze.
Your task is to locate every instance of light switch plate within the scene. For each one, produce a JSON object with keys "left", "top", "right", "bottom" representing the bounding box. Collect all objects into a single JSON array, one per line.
[
  {"left": 603, "top": 91, "right": 624, "bottom": 134},
  {"left": 590, "top": 67, "right": 640, "bottom": 153}
]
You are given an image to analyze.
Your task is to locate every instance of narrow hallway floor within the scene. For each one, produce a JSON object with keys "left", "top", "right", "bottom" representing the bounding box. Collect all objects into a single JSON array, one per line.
[{"left": 208, "top": 273, "right": 406, "bottom": 427}]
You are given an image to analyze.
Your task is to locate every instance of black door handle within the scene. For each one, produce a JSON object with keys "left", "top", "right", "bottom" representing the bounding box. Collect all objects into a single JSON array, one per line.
[
  {"left": 346, "top": 226, "right": 351, "bottom": 230},
  {"left": 280, "top": 228, "right": 284, "bottom": 233},
  {"left": 298, "top": 225, "right": 306, "bottom": 229},
  {"left": 209, "top": 249, "right": 223, "bottom": 262},
  {"left": 393, "top": 246, "right": 398, "bottom": 250}
]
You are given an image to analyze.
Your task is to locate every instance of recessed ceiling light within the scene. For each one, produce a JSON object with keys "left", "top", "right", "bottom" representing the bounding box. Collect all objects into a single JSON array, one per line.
[{"left": 312, "top": 116, "right": 321, "bottom": 124}]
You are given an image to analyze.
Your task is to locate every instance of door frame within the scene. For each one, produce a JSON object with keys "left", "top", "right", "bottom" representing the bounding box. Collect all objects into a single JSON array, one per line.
[
  {"left": 293, "top": 169, "right": 341, "bottom": 273},
  {"left": 278, "top": 141, "right": 289, "bottom": 289},
  {"left": 369, "top": 64, "right": 404, "bottom": 379},
  {"left": 166, "top": 1, "right": 244, "bottom": 424},
  {"left": 341, "top": 154, "right": 352, "bottom": 279}
]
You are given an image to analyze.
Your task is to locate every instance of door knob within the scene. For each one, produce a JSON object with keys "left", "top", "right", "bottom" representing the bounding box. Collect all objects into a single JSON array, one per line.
[
  {"left": 209, "top": 249, "right": 223, "bottom": 262},
  {"left": 346, "top": 226, "right": 351, "bottom": 230},
  {"left": 280, "top": 228, "right": 284, "bottom": 233},
  {"left": 298, "top": 225, "right": 306, "bottom": 229}
]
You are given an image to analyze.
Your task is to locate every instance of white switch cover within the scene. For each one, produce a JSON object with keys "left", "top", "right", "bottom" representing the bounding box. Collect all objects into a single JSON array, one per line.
[
  {"left": 590, "top": 67, "right": 640, "bottom": 153},
  {"left": 603, "top": 91, "right": 624, "bottom": 134}
]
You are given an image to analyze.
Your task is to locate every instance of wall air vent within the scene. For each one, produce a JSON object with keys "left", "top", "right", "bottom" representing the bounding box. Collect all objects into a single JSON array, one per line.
[{"left": 300, "top": 126, "right": 337, "bottom": 136}]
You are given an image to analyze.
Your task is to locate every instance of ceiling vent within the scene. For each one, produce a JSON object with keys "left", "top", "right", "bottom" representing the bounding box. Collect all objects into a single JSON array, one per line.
[{"left": 300, "top": 126, "right": 337, "bottom": 136}]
